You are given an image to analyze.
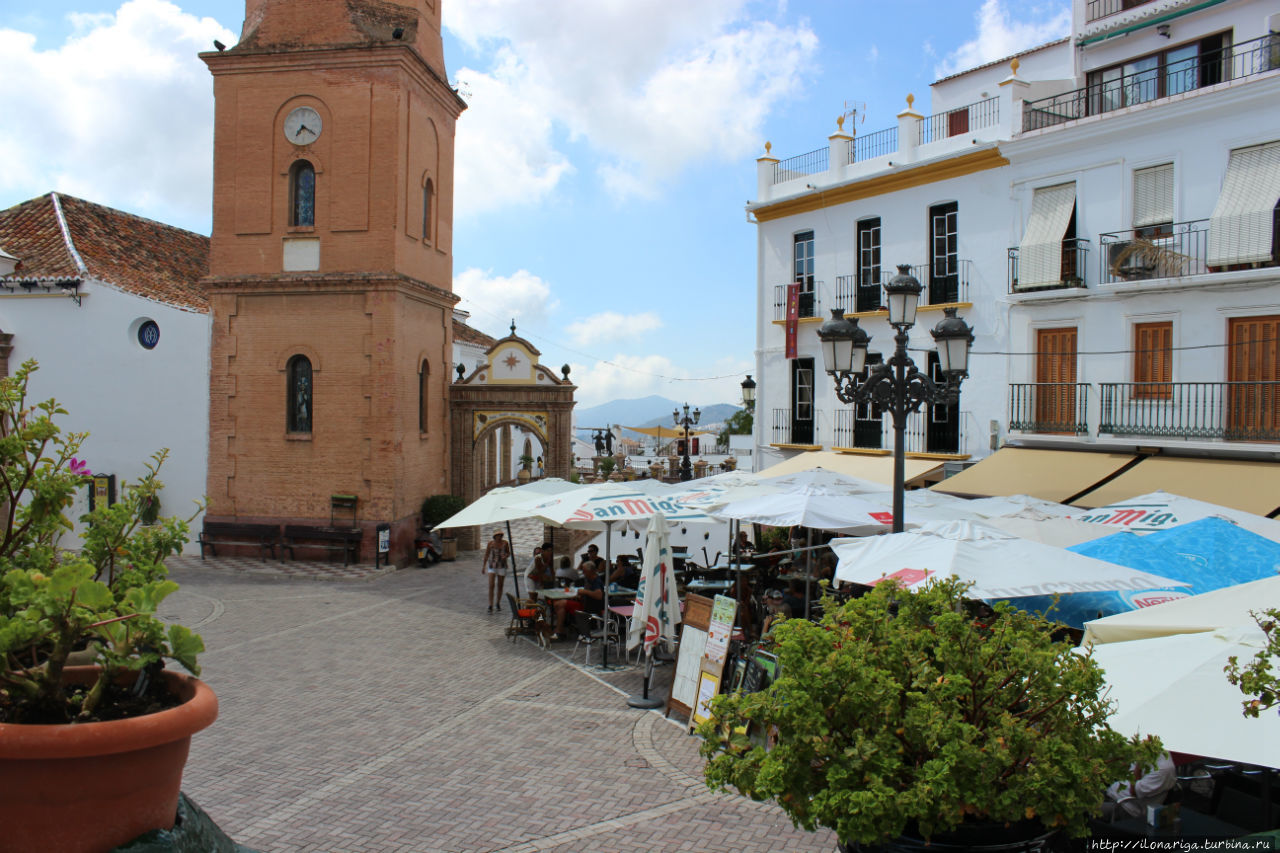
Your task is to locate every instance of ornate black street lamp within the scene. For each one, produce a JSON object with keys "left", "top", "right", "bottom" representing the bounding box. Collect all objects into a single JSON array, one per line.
[
  {"left": 740, "top": 375, "right": 756, "bottom": 412},
  {"left": 673, "top": 403, "right": 701, "bottom": 481},
  {"left": 817, "top": 265, "right": 974, "bottom": 532}
]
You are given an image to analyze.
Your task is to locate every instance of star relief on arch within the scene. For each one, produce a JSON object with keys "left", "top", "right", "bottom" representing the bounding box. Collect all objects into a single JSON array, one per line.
[{"left": 503, "top": 353, "right": 521, "bottom": 370}]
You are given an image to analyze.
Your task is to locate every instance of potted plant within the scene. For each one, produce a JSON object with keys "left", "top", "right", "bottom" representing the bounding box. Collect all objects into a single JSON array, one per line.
[
  {"left": 420, "top": 493, "right": 465, "bottom": 561},
  {"left": 517, "top": 453, "right": 534, "bottom": 483},
  {"left": 0, "top": 360, "right": 215, "bottom": 853},
  {"left": 699, "top": 577, "right": 1160, "bottom": 851}
]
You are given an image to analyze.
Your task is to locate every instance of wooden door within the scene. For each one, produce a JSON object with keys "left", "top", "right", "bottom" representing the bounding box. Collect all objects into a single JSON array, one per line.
[
  {"left": 1035, "top": 327, "right": 1078, "bottom": 433},
  {"left": 1227, "top": 316, "right": 1280, "bottom": 440}
]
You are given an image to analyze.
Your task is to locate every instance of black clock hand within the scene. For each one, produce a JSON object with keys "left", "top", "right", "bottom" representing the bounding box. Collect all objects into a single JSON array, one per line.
[{"left": 296, "top": 124, "right": 312, "bottom": 138}]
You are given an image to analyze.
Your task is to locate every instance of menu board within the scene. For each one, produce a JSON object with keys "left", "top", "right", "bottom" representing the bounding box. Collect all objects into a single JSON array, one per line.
[
  {"left": 703, "top": 594, "right": 737, "bottom": 665},
  {"left": 666, "top": 594, "right": 713, "bottom": 722}
]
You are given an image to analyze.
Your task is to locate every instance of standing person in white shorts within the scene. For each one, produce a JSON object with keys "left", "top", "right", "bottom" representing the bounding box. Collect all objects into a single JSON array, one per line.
[{"left": 482, "top": 529, "right": 511, "bottom": 613}]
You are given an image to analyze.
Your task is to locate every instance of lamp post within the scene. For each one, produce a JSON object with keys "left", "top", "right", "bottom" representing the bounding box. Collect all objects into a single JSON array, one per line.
[
  {"left": 740, "top": 375, "right": 756, "bottom": 412},
  {"left": 817, "top": 264, "right": 974, "bottom": 533},
  {"left": 673, "top": 402, "right": 701, "bottom": 482}
]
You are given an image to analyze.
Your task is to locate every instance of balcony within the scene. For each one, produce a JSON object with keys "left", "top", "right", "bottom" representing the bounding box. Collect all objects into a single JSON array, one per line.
[
  {"left": 1099, "top": 382, "right": 1280, "bottom": 441},
  {"left": 771, "top": 408, "right": 817, "bottom": 447},
  {"left": 1085, "top": 0, "right": 1156, "bottom": 24},
  {"left": 833, "top": 274, "right": 882, "bottom": 314},
  {"left": 1008, "top": 240, "right": 1090, "bottom": 293},
  {"left": 1009, "top": 383, "right": 1091, "bottom": 436},
  {"left": 772, "top": 282, "right": 823, "bottom": 320},
  {"left": 833, "top": 262, "right": 972, "bottom": 314},
  {"left": 832, "top": 407, "right": 969, "bottom": 455},
  {"left": 1099, "top": 219, "right": 1280, "bottom": 284},
  {"left": 918, "top": 97, "right": 1000, "bottom": 146},
  {"left": 1022, "top": 34, "right": 1280, "bottom": 132}
]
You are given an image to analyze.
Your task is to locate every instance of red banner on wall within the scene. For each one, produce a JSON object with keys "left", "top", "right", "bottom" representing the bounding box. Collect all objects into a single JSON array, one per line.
[{"left": 784, "top": 282, "right": 800, "bottom": 359}]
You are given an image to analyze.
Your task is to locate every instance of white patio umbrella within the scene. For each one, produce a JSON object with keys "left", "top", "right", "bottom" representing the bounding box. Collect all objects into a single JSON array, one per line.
[
  {"left": 981, "top": 514, "right": 1115, "bottom": 548},
  {"left": 1083, "top": 575, "right": 1280, "bottom": 646},
  {"left": 831, "top": 520, "right": 1191, "bottom": 600},
  {"left": 433, "top": 478, "right": 578, "bottom": 529},
  {"left": 626, "top": 513, "right": 682, "bottom": 709},
  {"left": 1084, "top": 627, "right": 1280, "bottom": 768},
  {"left": 858, "top": 490, "right": 987, "bottom": 525},
  {"left": 963, "top": 494, "right": 1078, "bottom": 519},
  {"left": 1077, "top": 490, "right": 1280, "bottom": 542},
  {"left": 710, "top": 487, "right": 895, "bottom": 535}
]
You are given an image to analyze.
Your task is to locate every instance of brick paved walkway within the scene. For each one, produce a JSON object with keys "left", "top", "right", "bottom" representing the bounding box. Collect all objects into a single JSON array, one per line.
[{"left": 165, "top": 549, "right": 835, "bottom": 853}]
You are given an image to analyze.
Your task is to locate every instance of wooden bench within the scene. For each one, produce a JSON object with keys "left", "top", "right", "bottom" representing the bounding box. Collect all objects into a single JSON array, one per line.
[
  {"left": 281, "top": 525, "right": 363, "bottom": 566},
  {"left": 198, "top": 522, "right": 280, "bottom": 561}
]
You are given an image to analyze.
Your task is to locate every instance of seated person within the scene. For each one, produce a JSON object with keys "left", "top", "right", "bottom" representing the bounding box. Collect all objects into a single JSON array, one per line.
[
  {"left": 552, "top": 558, "right": 605, "bottom": 640},
  {"left": 554, "top": 555, "right": 577, "bottom": 583},
  {"left": 760, "top": 588, "right": 792, "bottom": 643},
  {"left": 610, "top": 554, "right": 639, "bottom": 588},
  {"left": 782, "top": 578, "right": 807, "bottom": 617},
  {"left": 524, "top": 542, "right": 555, "bottom": 599},
  {"left": 733, "top": 529, "right": 755, "bottom": 556},
  {"left": 584, "top": 543, "right": 607, "bottom": 574},
  {"left": 1101, "top": 752, "right": 1177, "bottom": 820}
]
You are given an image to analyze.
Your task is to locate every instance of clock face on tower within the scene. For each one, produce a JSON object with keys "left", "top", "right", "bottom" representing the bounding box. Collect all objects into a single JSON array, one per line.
[{"left": 283, "top": 106, "right": 322, "bottom": 145}]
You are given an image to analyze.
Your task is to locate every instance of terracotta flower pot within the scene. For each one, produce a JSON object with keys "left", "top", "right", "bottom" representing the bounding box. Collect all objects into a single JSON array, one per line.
[{"left": 0, "top": 666, "right": 218, "bottom": 853}]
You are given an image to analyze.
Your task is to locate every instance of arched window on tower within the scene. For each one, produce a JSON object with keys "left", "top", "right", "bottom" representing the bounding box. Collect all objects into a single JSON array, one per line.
[
  {"left": 287, "top": 355, "right": 312, "bottom": 433},
  {"left": 418, "top": 359, "right": 430, "bottom": 432},
  {"left": 290, "top": 160, "right": 315, "bottom": 227},
  {"left": 422, "top": 178, "right": 434, "bottom": 242}
]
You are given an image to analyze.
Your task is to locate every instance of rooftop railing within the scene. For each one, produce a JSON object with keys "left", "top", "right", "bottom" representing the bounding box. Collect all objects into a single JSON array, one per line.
[
  {"left": 771, "top": 147, "right": 828, "bottom": 185},
  {"left": 849, "top": 125, "right": 898, "bottom": 164},
  {"left": 918, "top": 97, "right": 999, "bottom": 146},
  {"left": 1022, "top": 33, "right": 1280, "bottom": 132}
]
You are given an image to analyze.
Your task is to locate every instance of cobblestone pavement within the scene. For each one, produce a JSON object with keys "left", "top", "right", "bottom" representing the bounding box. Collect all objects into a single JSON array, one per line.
[{"left": 165, "top": 548, "right": 835, "bottom": 853}]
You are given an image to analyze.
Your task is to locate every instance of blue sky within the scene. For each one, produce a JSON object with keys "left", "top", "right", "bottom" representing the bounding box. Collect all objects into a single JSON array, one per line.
[{"left": 0, "top": 0, "right": 1070, "bottom": 407}]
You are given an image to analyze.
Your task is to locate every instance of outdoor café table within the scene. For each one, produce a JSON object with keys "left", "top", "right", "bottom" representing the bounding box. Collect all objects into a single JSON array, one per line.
[
  {"left": 540, "top": 587, "right": 581, "bottom": 601},
  {"left": 685, "top": 578, "right": 733, "bottom": 594}
]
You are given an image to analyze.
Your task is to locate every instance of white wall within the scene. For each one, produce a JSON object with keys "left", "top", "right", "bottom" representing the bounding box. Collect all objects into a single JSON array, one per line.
[{"left": 0, "top": 282, "right": 211, "bottom": 554}]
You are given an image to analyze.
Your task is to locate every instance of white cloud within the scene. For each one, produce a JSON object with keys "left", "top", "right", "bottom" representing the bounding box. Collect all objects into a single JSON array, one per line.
[
  {"left": 453, "top": 267, "right": 560, "bottom": 329},
  {"left": 565, "top": 311, "right": 662, "bottom": 347},
  {"left": 936, "top": 0, "right": 1071, "bottom": 79},
  {"left": 444, "top": 1, "right": 818, "bottom": 210},
  {"left": 0, "top": 0, "right": 235, "bottom": 231},
  {"left": 866, "top": 44, "right": 879, "bottom": 63},
  {"left": 568, "top": 353, "right": 752, "bottom": 409}
]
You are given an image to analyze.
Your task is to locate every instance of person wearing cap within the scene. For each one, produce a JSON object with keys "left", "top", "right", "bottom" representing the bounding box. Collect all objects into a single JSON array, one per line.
[
  {"left": 551, "top": 555, "right": 604, "bottom": 641},
  {"left": 482, "top": 529, "right": 511, "bottom": 613},
  {"left": 760, "top": 588, "right": 792, "bottom": 642}
]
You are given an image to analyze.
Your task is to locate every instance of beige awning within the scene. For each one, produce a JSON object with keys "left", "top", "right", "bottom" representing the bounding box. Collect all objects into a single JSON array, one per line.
[
  {"left": 931, "top": 447, "right": 1136, "bottom": 503},
  {"left": 757, "top": 450, "right": 942, "bottom": 487},
  {"left": 1070, "top": 455, "right": 1280, "bottom": 515},
  {"left": 624, "top": 424, "right": 718, "bottom": 438}
]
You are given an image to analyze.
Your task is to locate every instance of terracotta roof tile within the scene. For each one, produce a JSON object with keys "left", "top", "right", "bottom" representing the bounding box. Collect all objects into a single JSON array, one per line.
[
  {"left": 452, "top": 318, "right": 497, "bottom": 347},
  {"left": 0, "top": 193, "right": 210, "bottom": 313}
]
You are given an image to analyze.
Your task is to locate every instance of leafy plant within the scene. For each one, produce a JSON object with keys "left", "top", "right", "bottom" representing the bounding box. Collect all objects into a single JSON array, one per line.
[
  {"left": 1226, "top": 607, "right": 1279, "bottom": 717},
  {"left": 699, "top": 577, "right": 1159, "bottom": 846},
  {"left": 0, "top": 360, "right": 203, "bottom": 723},
  {"left": 718, "top": 407, "right": 753, "bottom": 447},
  {"left": 420, "top": 494, "right": 465, "bottom": 529},
  {"left": 518, "top": 453, "right": 534, "bottom": 471},
  {"left": 598, "top": 457, "right": 616, "bottom": 477}
]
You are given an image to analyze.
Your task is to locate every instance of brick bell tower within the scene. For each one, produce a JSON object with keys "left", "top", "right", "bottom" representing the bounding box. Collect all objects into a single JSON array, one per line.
[{"left": 201, "top": 0, "right": 465, "bottom": 564}]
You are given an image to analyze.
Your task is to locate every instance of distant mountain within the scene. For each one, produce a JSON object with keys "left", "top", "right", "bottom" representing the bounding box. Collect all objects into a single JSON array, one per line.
[{"left": 574, "top": 396, "right": 739, "bottom": 436}]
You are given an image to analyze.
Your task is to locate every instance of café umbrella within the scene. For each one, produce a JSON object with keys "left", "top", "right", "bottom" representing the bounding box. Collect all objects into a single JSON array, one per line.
[
  {"left": 1077, "top": 490, "right": 1280, "bottom": 542},
  {"left": 831, "top": 520, "right": 1191, "bottom": 601},
  {"left": 626, "top": 513, "right": 681, "bottom": 709},
  {"left": 1083, "top": 574, "right": 1280, "bottom": 646}
]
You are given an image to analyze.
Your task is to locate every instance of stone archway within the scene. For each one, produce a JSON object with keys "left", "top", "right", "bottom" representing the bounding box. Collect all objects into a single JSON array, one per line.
[{"left": 449, "top": 324, "right": 575, "bottom": 549}]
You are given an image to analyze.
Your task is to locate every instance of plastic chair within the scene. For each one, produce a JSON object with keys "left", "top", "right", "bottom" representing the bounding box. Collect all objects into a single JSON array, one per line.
[
  {"left": 570, "top": 609, "right": 619, "bottom": 667},
  {"left": 505, "top": 593, "right": 547, "bottom": 647}
]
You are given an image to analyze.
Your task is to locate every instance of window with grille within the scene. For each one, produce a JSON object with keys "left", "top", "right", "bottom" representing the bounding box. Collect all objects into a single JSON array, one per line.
[
  {"left": 287, "top": 355, "right": 313, "bottom": 433},
  {"left": 290, "top": 161, "right": 315, "bottom": 227}
]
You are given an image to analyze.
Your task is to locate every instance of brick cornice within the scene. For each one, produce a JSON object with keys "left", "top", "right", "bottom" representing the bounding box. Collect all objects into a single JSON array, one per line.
[{"left": 202, "top": 272, "right": 458, "bottom": 307}]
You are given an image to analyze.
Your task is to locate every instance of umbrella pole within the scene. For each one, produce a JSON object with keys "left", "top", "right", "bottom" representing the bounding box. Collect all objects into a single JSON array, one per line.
[
  {"left": 804, "top": 528, "right": 812, "bottom": 620},
  {"left": 627, "top": 648, "right": 663, "bottom": 709},
  {"left": 507, "top": 520, "right": 521, "bottom": 599},
  {"left": 602, "top": 519, "right": 613, "bottom": 670}
]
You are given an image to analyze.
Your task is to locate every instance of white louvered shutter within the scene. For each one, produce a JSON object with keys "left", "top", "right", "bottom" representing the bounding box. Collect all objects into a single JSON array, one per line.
[
  {"left": 1207, "top": 141, "right": 1280, "bottom": 266},
  {"left": 1133, "top": 163, "right": 1174, "bottom": 228},
  {"left": 1017, "top": 182, "right": 1077, "bottom": 289}
]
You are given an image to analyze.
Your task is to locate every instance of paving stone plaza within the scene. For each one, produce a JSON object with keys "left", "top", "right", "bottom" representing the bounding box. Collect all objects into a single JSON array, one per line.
[{"left": 163, "top": 523, "right": 835, "bottom": 853}]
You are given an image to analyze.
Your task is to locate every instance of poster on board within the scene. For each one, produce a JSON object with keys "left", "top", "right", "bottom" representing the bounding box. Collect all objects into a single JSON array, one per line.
[{"left": 691, "top": 670, "right": 721, "bottom": 727}]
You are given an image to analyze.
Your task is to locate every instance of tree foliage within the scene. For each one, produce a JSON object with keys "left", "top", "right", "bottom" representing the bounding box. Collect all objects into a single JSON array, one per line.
[
  {"left": 718, "top": 408, "right": 753, "bottom": 447},
  {"left": 699, "top": 577, "right": 1160, "bottom": 845},
  {"left": 1226, "top": 608, "right": 1280, "bottom": 717}
]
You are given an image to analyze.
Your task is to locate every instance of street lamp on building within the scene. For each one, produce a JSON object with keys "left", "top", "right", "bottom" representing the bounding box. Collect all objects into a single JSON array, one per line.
[
  {"left": 817, "top": 264, "right": 974, "bottom": 532},
  {"left": 673, "top": 403, "right": 701, "bottom": 481},
  {"left": 740, "top": 375, "right": 756, "bottom": 412}
]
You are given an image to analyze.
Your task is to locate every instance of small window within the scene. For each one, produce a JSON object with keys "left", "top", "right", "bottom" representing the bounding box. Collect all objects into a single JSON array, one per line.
[
  {"left": 418, "top": 359, "right": 429, "bottom": 432},
  {"left": 422, "top": 179, "right": 434, "bottom": 242},
  {"left": 287, "top": 355, "right": 312, "bottom": 433},
  {"left": 290, "top": 160, "right": 315, "bottom": 227},
  {"left": 1133, "top": 322, "right": 1173, "bottom": 400},
  {"left": 137, "top": 320, "right": 160, "bottom": 350}
]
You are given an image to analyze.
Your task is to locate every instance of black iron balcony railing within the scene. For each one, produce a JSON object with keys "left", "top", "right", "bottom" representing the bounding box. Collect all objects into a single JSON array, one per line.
[
  {"left": 850, "top": 126, "right": 898, "bottom": 164},
  {"left": 833, "top": 407, "right": 968, "bottom": 453},
  {"left": 1099, "top": 220, "right": 1209, "bottom": 283},
  {"left": 1008, "top": 239, "right": 1090, "bottom": 293},
  {"left": 771, "top": 147, "right": 828, "bottom": 185},
  {"left": 771, "top": 408, "right": 793, "bottom": 445},
  {"left": 771, "top": 408, "right": 816, "bottom": 445},
  {"left": 1100, "top": 381, "right": 1280, "bottom": 441},
  {"left": 834, "top": 273, "right": 883, "bottom": 313},
  {"left": 1085, "top": 0, "right": 1156, "bottom": 24},
  {"left": 918, "top": 97, "right": 1000, "bottom": 146},
  {"left": 773, "top": 282, "right": 822, "bottom": 320},
  {"left": 1023, "top": 34, "right": 1280, "bottom": 132},
  {"left": 1009, "top": 383, "right": 1091, "bottom": 436},
  {"left": 833, "top": 261, "right": 970, "bottom": 313}
]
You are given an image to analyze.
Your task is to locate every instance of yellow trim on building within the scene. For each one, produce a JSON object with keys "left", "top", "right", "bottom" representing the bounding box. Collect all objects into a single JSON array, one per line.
[
  {"left": 751, "top": 148, "right": 1009, "bottom": 223},
  {"left": 773, "top": 302, "right": 973, "bottom": 326},
  {"left": 769, "top": 443, "right": 823, "bottom": 452}
]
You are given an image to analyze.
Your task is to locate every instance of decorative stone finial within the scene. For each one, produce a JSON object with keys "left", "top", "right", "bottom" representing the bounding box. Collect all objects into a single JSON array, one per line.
[
  {"left": 906, "top": 93, "right": 915, "bottom": 109},
  {"left": 561, "top": 363, "right": 571, "bottom": 381},
  {"left": 765, "top": 141, "right": 772, "bottom": 155},
  {"left": 837, "top": 114, "right": 845, "bottom": 132},
  {"left": 509, "top": 318, "right": 517, "bottom": 335},
  {"left": 455, "top": 363, "right": 465, "bottom": 382},
  {"left": 1010, "top": 57, "right": 1020, "bottom": 76}
]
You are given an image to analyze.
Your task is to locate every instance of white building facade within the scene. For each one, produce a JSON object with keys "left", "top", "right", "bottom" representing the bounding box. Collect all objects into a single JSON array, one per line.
[{"left": 750, "top": 0, "right": 1280, "bottom": 488}]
